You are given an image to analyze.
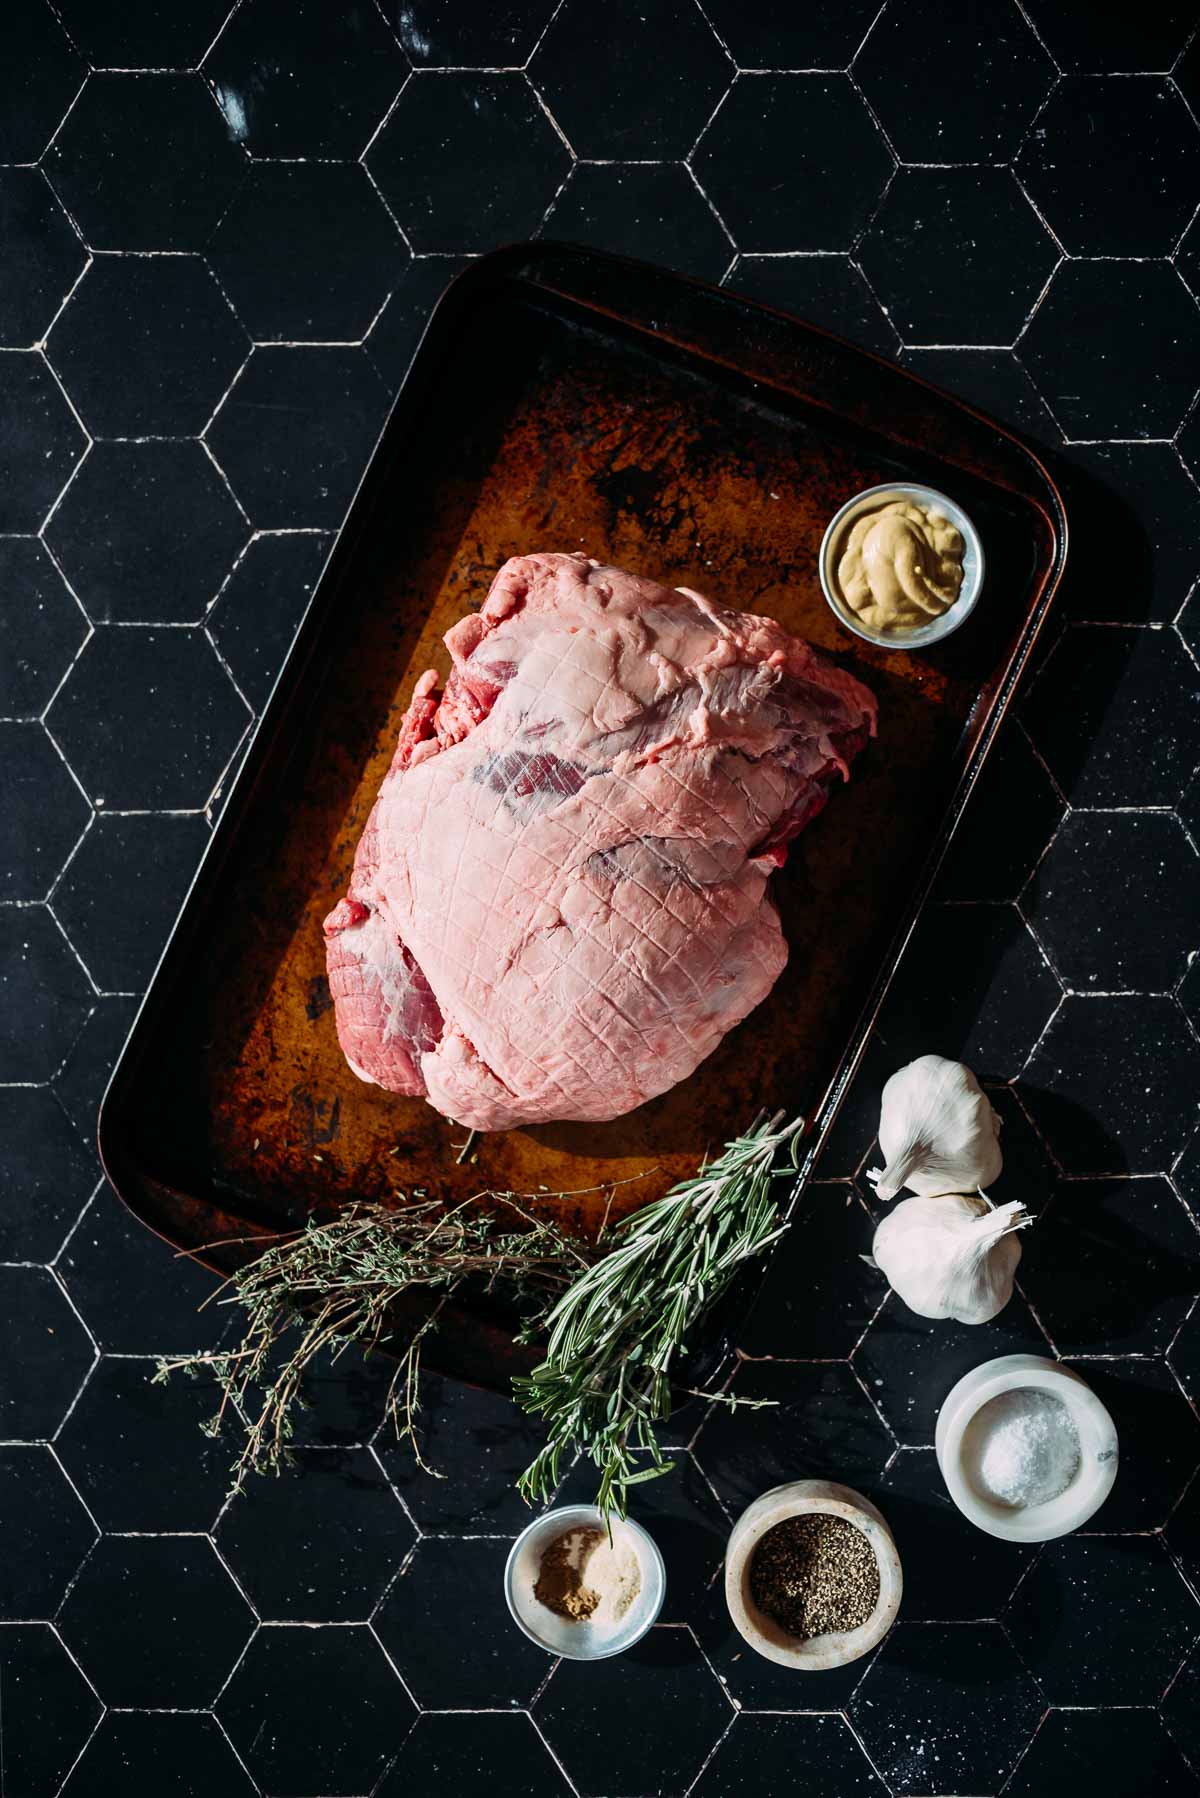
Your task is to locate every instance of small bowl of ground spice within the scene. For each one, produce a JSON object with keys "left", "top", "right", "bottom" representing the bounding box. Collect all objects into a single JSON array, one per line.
[
  {"left": 725, "top": 1480, "right": 902, "bottom": 1670},
  {"left": 504, "top": 1505, "right": 666, "bottom": 1661}
]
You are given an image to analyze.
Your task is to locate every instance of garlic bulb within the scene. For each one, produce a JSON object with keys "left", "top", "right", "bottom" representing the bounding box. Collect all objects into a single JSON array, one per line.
[
  {"left": 869, "top": 1054, "right": 1002, "bottom": 1201},
  {"left": 869, "top": 1193, "right": 1028, "bottom": 1325}
]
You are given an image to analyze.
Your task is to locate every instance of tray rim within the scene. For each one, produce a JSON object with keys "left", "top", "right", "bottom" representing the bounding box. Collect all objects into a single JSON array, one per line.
[{"left": 96, "top": 240, "right": 1068, "bottom": 1378}]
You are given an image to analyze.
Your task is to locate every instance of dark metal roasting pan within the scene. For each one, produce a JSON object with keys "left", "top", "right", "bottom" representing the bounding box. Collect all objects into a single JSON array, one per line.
[{"left": 99, "top": 243, "right": 1067, "bottom": 1389}]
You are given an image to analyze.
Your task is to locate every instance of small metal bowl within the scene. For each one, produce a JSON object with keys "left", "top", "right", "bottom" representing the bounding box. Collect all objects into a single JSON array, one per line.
[
  {"left": 504, "top": 1504, "right": 666, "bottom": 1661},
  {"left": 819, "top": 480, "right": 985, "bottom": 650}
]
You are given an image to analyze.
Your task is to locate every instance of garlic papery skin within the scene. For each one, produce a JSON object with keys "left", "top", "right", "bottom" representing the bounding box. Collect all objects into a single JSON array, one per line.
[
  {"left": 869, "top": 1193, "right": 1029, "bottom": 1325},
  {"left": 869, "top": 1055, "right": 1003, "bottom": 1201}
]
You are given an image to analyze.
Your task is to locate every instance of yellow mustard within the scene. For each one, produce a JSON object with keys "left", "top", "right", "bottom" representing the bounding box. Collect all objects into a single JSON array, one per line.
[{"left": 834, "top": 497, "right": 964, "bottom": 634}]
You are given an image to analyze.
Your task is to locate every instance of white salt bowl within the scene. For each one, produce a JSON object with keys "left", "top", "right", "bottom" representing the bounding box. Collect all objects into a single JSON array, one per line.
[
  {"left": 503, "top": 1504, "right": 665, "bottom": 1661},
  {"left": 935, "top": 1353, "right": 1118, "bottom": 1542},
  {"left": 724, "top": 1480, "right": 902, "bottom": 1670}
]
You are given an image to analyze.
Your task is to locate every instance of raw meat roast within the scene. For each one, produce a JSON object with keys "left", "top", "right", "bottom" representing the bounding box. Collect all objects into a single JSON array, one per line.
[{"left": 325, "top": 553, "right": 876, "bottom": 1131}]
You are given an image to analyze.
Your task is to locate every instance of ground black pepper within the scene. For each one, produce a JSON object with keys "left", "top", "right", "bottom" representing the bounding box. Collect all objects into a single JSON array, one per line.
[{"left": 749, "top": 1513, "right": 880, "bottom": 1640}]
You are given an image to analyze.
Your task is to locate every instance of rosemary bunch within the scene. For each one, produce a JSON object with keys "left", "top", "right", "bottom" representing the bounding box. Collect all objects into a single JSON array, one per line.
[
  {"left": 514, "top": 1111, "right": 803, "bottom": 1522},
  {"left": 155, "top": 1195, "right": 585, "bottom": 1495}
]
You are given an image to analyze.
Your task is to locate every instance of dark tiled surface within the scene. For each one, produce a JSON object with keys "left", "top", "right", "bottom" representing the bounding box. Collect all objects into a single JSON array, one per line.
[{"left": 2, "top": 7, "right": 1199, "bottom": 1797}]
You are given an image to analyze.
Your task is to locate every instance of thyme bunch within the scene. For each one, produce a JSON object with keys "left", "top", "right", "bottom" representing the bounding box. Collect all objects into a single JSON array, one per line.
[
  {"left": 514, "top": 1111, "right": 803, "bottom": 1521},
  {"left": 155, "top": 1194, "right": 586, "bottom": 1494}
]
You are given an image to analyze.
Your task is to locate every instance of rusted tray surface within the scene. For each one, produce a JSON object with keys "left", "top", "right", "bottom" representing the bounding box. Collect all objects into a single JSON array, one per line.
[{"left": 99, "top": 244, "right": 1066, "bottom": 1388}]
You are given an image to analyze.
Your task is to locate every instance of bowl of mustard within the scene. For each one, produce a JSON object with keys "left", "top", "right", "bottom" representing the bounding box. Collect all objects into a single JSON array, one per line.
[{"left": 819, "top": 481, "right": 984, "bottom": 650}]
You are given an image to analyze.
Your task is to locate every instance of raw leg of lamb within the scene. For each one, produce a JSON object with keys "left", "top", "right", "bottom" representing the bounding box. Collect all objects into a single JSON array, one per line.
[{"left": 324, "top": 552, "right": 876, "bottom": 1131}]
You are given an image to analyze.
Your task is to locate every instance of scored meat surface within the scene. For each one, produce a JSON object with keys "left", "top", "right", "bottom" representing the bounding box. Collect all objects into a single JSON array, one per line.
[{"left": 324, "top": 553, "right": 876, "bottom": 1131}]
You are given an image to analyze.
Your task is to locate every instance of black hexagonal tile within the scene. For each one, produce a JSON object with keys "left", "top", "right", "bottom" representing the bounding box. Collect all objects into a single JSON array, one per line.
[
  {"left": 218, "top": 1624, "right": 415, "bottom": 1795},
  {"left": 0, "top": 1, "right": 85, "bottom": 163},
  {"left": 367, "top": 72, "right": 569, "bottom": 254},
  {"left": 0, "top": 907, "right": 93, "bottom": 1083},
  {"left": 206, "top": 345, "right": 388, "bottom": 528},
  {"left": 900, "top": 347, "right": 1062, "bottom": 449},
  {"left": 859, "top": 168, "right": 1057, "bottom": 348},
  {"left": 376, "top": 1370, "right": 561, "bottom": 1534},
  {"left": 56, "top": 0, "right": 234, "bottom": 66},
  {"left": 206, "top": 0, "right": 407, "bottom": 158},
  {"left": 47, "top": 255, "right": 248, "bottom": 438},
  {"left": 0, "top": 1625, "right": 100, "bottom": 1798},
  {"left": 45, "top": 73, "right": 245, "bottom": 254},
  {"left": 693, "top": 1361, "right": 893, "bottom": 1515},
  {"left": 217, "top": 1447, "right": 413, "bottom": 1621},
  {"left": 0, "top": 170, "right": 86, "bottom": 349},
  {"left": 1181, "top": 213, "right": 1200, "bottom": 306},
  {"left": 693, "top": 1713, "right": 885, "bottom": 1798},
  {"left": 1180, "top": 398, "right": 1200, "bottom": 487},
  {"left": 738, "top": 1184, "right": 882, "bottom": 1359},
  {"left": 60, "top": 1711, "right": 259, "bottom": 1798},
  {"left": 1173, "top": 1298, "right": 1200, "bottom": 1407},
  {"left": 1063, "top": 1356, "right": 1200, "bottom": 1530},
  {"left": 1167, "top": 1465, "right": 1200, "bottom": 1599},
  {"left": 866, "top": 1447, "right": 1034, "bottom": 1621},
  {"left": 48, "top": 626, "right": 248, "bottom": 810},
  {"left": 0, "top": 351, "right": 87, "bottom": 533},
  {"left": 210, "top": 162, "right": 408, "bottom": 344},
  {"left": 551, "top": 1450, "right": 729, "bottom": 1623},
  {"left": 206, "top": 532, "right": 329, "bottom": 713},
  {"left": 60, "top": 1536, "right": 253, "bottom": 1708},
  {"left": 57, "top": 1185, "right": 233, "bottom": 1355},
  {"left": 693, "top": 75, "right": 892, "bottom": 253},
  {"left": 542, "top": 163, "right": 731, "bottom": 283},
  {"left": 989, "top": 1083, "right": 1059, "bottom": 1218},
  {"left": 726, "top": 255, "right": 899, "bottom": 358},
  {"left": 53, "top": 812, "right": 210, "bottom": 992},
  {"left": 0, "top": 1085, "right": 94, "bottom": 1263},
  {"left": 531, "top": 0, "right": 730, "bottom": 158},
  {"left": 1008, "top": 1536, "right": 1197, "bottom": 1704},
  {"left": 1023, "top": 0, "right": 1194, "bottom": 71},
  {"left": 1024, "top": 626, "right": 1200, "bottom": 808},
  {"left": 854, "top": 0, "right": 1052, "bottom": 162},
  {"left": 1062, "top": 443, "right": 1200, "bottom": 625},
  {"left": 1021, "top": 996, "right": 1198, "bottom": 1176},
  {"left": 1021, "top": 1177, "right": 1200, "bottom": 1358},
  {"left": 1009, "top": 1708, "right": 1196, "bottom": 1798},
  {"left": 537, "top": 1627, "right": 730, "bottom": 1794},
  {"left": 1019, "top": 78, "right": 1200, "bottom": 258},
  {"left": 1165, "top": 1638, "right": 1200, "bottom": 1781},
  {"left": 874, "top": 902, "right": 1061, "bottom": 1081},
  {"left": 1019, "top": 260, "right": 1200, "bottom": 440},
  {"left": 53, "top": 991, "right": 137, "bottom": 1139},
  {"left": 2, "top": 721, "right": 90, "bottom": 901},
  {"left": 700, "top": 0, "right": 879, "bottom": 69},
  {"left": 375, "top": 1536, "right": 548, "bottom": 1708},
  {"left": 396, "top": 0, "right": 558, "bottom": 66},
  {"left": 0, "top": 1265, "right": 92, "bottom": 1440},
  {"left": 56, "top": 1355, "right": 235, "bottom": 1533},
  {"left": 379, "top": 1711, "right": 571, "bottom": 1798},
  {"left": 1026, "top": 812, "right": 1200, "bottom": 994},
  {"left": 46, "top": 441, "right": 247, "bottom": 626},
  {"left": 853, "top": 1290, "right": 1049, "bottom": 1448},
  {"left": 935, "top": 724, "right": 1061, "bottom": 903},
  {"left": 365, "top": 255, "right": 468, "bottom": 395},
  {"left": 1182, "top": 583, "right": 1200, "bottom": 665},
  {"left": 0, "top": 1446, "right": 95, "bottom": 1619},
  {"left": 0, "top": 539, "right": 88, "bottom": 720},
  {"left": 850, "top": 1621, "right": 1041, "bottom": 1796}
]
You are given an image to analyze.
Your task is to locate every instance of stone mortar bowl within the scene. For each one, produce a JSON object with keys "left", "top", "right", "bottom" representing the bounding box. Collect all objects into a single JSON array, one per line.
[{"left": 724, "top": 1479, "right": 902, "bottom": 1670}]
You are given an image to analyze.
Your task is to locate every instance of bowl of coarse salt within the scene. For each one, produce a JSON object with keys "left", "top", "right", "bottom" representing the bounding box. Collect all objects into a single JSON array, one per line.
[
  {"left": 504, "top": 1505, "right": 665, "bottom": 1661},
  {"left": 936, "top": 1354, "right": 1119, "bottom": 1542}
]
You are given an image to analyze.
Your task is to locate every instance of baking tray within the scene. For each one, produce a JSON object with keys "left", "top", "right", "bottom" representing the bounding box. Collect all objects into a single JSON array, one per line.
[{"left": 98, "top": 243, "right": 1066, "bottom": 1389}]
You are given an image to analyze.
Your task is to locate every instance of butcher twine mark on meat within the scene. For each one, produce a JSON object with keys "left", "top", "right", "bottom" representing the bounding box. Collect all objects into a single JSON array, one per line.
[{"left": 324, "top": 553, "right": 876, "bottom": 1133}]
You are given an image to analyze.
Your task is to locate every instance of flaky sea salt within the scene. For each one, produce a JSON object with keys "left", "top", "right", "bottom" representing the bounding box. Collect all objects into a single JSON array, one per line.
[{"left": 971, "top": 1388, "right": 1081, "bottom": 1508}]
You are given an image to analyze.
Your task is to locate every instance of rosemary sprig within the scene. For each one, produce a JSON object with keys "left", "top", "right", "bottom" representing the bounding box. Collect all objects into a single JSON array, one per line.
[
  {"left": 514, "top": 1111, "right": 803, "bottom": 1522},
  {"left": 154, "top": 1195, "right": 584, "bottom": 1495}
]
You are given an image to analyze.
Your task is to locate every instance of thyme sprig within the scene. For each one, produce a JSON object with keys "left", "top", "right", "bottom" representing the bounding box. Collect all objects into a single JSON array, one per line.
[
  {"left": 514, "top": 1111, "right": 803, "bottom": 1521},
  {"left": 155, "top": 1194, "right": 586, "bottom": 1494}
]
